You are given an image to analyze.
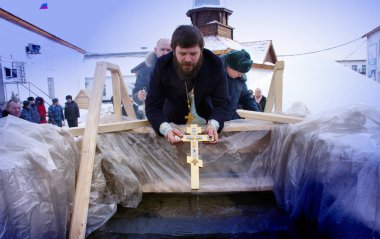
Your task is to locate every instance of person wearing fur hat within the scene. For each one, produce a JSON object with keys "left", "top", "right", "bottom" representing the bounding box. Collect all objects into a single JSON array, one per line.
[
  {"left": 220, "top": 49, "right": 259, "bottom": 120},
  {"left": 35, "top": 96, "right": 47, "bottom": 123},
  {"left": 131, "top": 38, "right": 172, "bottom": 119}
]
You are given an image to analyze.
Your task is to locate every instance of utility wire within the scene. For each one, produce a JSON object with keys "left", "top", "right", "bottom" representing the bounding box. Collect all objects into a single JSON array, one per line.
[
  {"left": 277, "top": 36, "right": 363, "bottom": 57},
  {"left": 343, "top": 39, "right": 367, "bottom": 60}
]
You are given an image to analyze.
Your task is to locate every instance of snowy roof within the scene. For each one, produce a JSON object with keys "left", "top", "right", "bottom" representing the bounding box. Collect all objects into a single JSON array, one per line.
[
  {"left": 191, "top": 0, "right": 227, "bottom": 9},
  {"left": 204, "top": 35, "right": 275, "bottom": 64},
  {"left": 362, "top": 26, "right": 380, "bottom": 38}
]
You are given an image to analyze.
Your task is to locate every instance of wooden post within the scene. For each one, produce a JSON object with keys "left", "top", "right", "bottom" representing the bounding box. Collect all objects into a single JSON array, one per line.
[
  {"left": 69, "top": 62, "right": 106, "bottom": 239},
  {"left": 111, "top": 70, "right": 121, "bottom": 119},
  {"left": 265, "top": 61, "right": 284, "bottom": 113},
  {"left": 118, "top": 70, "right": 136, "bottom": 119}
]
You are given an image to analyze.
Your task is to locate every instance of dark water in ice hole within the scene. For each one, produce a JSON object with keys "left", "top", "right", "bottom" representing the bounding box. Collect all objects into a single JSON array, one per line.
[{"left": 88, "top": 191, "right": 292, "bottom": 239}]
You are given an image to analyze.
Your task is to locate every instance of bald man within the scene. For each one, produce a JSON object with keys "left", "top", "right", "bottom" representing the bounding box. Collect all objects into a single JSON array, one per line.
[{"left": 132, "top": 38, "right": 172, "bottom": 119}]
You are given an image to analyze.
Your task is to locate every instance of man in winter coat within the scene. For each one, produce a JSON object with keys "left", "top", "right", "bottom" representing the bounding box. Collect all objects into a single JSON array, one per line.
[
  {"left": 2, "top": 98, "right": 21, "bottom": 118},
  {"left": 64, "top": 95, "right": 80, "bottom": 127},
  {"left": 132, "top": 38, "right": 171, "bottom": 119},
  {"left": 220, "top": 49, "right": 259, "bottom": 120},
  {"left": 48, "top": 98, "right": 65, "bottom": 127},
  {"left": 146, "top": 25, "right": 230, "bottom": 145}
]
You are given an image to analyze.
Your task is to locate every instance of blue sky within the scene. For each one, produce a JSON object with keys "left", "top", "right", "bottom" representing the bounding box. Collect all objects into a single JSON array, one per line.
[{"left": 1, "top": 0, "right": 379, "bottom": 60}]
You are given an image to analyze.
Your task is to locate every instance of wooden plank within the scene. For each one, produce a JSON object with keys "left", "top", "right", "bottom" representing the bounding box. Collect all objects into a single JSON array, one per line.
[
  {"left": 142, "top": 177, "right": 273, "bottom": 193},
  {"left": 264, "top": 66, "right": 276, "bottom": 113},
  {"left": 105, "top": 62, "right": 119, "bottom": 71},
  {"left": 274, "top": 61, "right": 284, "bottom": 112},
  {"left": 223, "top": 122, "right": 275, "bottom": 132},
  {"left": 67, "top": 119, "right": 275, "bottom": 137},
  {"left": 264, "top": 61, "right": 284, "bottom": 113},
  {"left": 236, "top": 109, "right": 304, "bottom": 124},
  {"left": 111, "top": 71, "right": 121, "bottom": 119},
  {"left": 66, "top": 120, "right": 150, "bottom": 137},
  {"left": 69, "top": 62, "right": 107, "bottom": 239},
  {"left": 117, "top": 70, "right": 137, "bottom": 119}
]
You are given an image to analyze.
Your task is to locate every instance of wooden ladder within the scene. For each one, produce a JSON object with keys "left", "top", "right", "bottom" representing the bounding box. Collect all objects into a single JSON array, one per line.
[{"left": 69, "top": 62, "right": 141, "bottom": 239}]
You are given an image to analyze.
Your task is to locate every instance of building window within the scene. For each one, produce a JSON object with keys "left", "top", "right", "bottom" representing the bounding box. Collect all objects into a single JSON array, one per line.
[
  {"left": 47, "top": 77, "right": 55, "bottom": 98},
  {"left": 103, "top": 84, "right": 106, "bottom": 96},
  {"left": 361, "top": 65, "right": 366, "bottom": 75},
  {"left": 351, "top": 65, "right": 357, "bottom": 71},
  {"left": 85, "top": 77, "right": 91, "bottom": 89}
]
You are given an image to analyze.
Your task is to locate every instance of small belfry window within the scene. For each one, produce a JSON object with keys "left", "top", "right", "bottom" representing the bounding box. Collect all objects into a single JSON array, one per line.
[{"left": 47, "top": 77, "right": 55, "bottom": 98}]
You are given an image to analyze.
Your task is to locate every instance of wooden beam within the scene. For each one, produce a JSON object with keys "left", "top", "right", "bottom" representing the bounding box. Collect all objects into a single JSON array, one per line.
[
  {"left": 236, "top": 110, "right": 304, "bottom": 124},
  {"left": 117, "top": 70, "right": 137, "bottom": 119},
  {"left": 66, "top": 120, "right": 150, "bottom": 137},
  {"left": 274, "top": 61, "right": 284, "bottom": 112},
  {"left": 265, "top": 61, "right": 284, "bottom": 113},
  {"left": 111, "top": 70, "right": 122, "bottom": 119},
  {"left": 142, "top": 177, "right": 273, "bottom": 193},
  {"left": 69, "top": 62, "right": 106, "bottom": 239},
  {"left": 223, "top": 122, "right": 275, "bottom": 132}
]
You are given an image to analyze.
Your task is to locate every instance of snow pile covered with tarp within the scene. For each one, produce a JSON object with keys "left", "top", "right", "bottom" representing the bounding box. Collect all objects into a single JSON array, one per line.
[
  {"left": 0, "top": 116, "right": 79, "bottom": 239},
  {"left": 249, "top": 104, "right": 380, "bottom": 238}
]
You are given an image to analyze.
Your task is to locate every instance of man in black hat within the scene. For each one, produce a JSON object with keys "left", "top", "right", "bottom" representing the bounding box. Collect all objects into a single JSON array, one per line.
[
  {"left": 27, "top": 96, "right": 40, "bottom": 123},
  {"left": 64, "top": 95, "right": 80, "bottom": 127},
  {"left": 220, "top": 49, "right": 259, "bottom": 120}
]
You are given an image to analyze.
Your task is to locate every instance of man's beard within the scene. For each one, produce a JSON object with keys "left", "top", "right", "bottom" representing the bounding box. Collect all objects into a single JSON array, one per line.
[{"left": 174, "top": 54, "right": 203, "bottom": 80}]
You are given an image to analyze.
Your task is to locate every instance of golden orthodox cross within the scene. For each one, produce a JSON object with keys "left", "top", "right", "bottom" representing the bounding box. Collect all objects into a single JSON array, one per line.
[{"left": 182, "top": 124, "right": 213, "bottom": 189}]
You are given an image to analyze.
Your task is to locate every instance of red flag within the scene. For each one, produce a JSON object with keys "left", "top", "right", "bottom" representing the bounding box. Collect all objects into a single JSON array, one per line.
[{"left": 39, "top": 3, "right": 48, "bottom": 9}]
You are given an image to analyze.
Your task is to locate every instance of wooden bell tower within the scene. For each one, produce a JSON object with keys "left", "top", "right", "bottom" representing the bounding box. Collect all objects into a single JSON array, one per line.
[{"left": 186, "top": 0, "right": 234, "bottom": 39}]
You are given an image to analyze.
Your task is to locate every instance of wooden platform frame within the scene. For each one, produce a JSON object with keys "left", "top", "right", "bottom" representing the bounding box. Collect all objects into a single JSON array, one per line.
[{"left": 68, "top": 59, "right": 294, "bottom": 238}]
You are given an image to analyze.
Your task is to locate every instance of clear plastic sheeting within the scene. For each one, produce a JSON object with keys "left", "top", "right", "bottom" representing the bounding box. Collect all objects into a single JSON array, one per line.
[
  {"left": 249, "top": 104, "right": 380, "bottom": 238},
  {"left": 94, "top": 126, "right": 272, "bottom": 193},
  {"left": 0, "top": 116, "right": 79, "bottom": 239},
  {"left": 85, "top": 124, "right": 273, "bottom": 234},
  {"left": 3, "top": 104, "right": 379, "bottom": 238}
]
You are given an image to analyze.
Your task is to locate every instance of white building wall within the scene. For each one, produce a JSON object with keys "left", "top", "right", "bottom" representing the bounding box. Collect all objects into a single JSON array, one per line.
[
  {"left": 0, "top": 18, "right": 86, "bottom": 105},
  {"left": 366, "top": 29, "right": 380, "bottom": 82},
  {"left": 336, "top": 60, "right": 366, "bottom": 75}
]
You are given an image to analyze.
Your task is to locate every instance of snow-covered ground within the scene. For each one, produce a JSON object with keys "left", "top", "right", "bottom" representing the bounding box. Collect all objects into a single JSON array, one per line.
[{"left": 247, "top": 55, "right": 380, "bottom": 115}]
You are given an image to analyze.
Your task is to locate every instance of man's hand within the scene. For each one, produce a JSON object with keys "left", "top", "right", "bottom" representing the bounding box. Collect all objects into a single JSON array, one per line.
[
  {"left": 166, "top": 128, "right": 184, "bottom": 145},
  {"left": 137, "top": 89, "right": 147, "bottom": 101},
  {"left": 204, "top": 124, "right": 218, "bottom": 144}
]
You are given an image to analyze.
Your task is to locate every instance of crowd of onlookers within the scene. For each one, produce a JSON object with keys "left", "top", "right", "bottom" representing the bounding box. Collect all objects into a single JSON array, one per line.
[{"left": 0, "top": 95, "right": 80, "bottom": 128}]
